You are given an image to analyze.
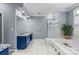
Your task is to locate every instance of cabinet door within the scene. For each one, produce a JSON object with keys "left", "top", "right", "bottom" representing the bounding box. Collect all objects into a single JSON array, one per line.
[
  {"left": 17, "top": 36, "right": 26, "bottom": 49},
  {"left": 30, "top": 34, "right": 32, "bottom": 41}
]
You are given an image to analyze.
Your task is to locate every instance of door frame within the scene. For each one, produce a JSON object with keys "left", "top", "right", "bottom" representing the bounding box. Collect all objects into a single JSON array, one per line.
[
  {"left": 15, "top": 9, "right": 17, "bottom": 50},
  {"left": 0, "top": 11, "right": 4, "bottom": 44}
]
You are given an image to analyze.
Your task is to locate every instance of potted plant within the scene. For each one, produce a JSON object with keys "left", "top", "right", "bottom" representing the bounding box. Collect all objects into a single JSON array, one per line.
[{"left": 61, "top": 24, "right": 73, "bottom": 39}]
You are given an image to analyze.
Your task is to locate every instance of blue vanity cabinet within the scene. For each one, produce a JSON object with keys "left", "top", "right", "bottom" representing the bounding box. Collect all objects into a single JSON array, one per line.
[
  {"left": 0, "top": 48, "right": 9, "bottom": 55},
  {"left": 17, "top": 35, "right": 31, "bottom": 50},
  {"left": 17, "top": 36, "right": 26, "bottom": 50}
]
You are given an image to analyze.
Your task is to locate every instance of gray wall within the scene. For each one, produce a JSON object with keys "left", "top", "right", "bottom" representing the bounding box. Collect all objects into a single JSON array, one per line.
[
  {"left": 0, "top": 3, "right": 23, "bottom": 49},
  {"left": 67, "top": 10, "right": 73, "bottom": 25}
]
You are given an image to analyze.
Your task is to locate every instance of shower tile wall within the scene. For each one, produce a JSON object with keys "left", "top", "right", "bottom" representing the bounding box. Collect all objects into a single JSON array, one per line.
[
  {"left": 47, "top": 19, "right": 60, "bottom": 38},
  {"left": 47, "top": 12, "right": 67, "bottom": 38}
]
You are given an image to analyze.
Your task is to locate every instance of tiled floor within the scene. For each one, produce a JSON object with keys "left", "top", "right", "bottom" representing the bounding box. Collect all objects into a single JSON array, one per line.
[{"left": 12, "top": 39, "right": 56, "bottom": 55}]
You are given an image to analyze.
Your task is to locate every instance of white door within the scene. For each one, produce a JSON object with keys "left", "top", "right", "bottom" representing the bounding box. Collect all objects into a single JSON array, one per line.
[{"left": 31, "top": 18, "right": 45, "bottom": 39}]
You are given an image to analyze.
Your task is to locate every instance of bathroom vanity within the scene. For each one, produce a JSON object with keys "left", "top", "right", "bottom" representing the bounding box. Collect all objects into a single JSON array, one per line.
[
  {"left": 17, "top": 32, "right": 32, "bottom": 50},
  {"left": 0, "top": 44, "right": 10, "bottom": 55}
]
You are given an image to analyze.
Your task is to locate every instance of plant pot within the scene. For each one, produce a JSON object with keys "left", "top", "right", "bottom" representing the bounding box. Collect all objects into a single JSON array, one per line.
[{"left": 64, "top": 35, "right": 71, "bottom": 39}]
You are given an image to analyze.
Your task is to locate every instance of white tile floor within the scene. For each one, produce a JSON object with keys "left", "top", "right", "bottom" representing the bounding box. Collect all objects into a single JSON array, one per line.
[{"left": 12, "top": 39, "right": 56, "bottom": 55}]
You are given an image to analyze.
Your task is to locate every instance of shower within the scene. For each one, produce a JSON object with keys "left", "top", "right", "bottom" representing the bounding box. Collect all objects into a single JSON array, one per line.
[{"left": 47, "top": 14, "right": 61, "bottom": 38}]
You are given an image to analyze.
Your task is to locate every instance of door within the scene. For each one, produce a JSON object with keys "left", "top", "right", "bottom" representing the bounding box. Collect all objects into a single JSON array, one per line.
[{"left": 31, "top": 17, "right": 45, "bottom": 39}]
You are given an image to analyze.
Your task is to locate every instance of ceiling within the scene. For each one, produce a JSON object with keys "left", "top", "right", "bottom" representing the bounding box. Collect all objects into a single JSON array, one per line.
[{"left": 23, "top": 3, "right": 75, "bottom": 16}]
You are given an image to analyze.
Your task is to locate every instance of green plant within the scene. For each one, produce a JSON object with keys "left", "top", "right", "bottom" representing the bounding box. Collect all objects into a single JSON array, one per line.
[{"left": 61, "top": 24, "right": 73, "bottom": 36}]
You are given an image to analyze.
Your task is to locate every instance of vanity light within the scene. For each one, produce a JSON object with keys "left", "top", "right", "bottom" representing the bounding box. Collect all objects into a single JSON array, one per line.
[
  {"left": 16, "top": 9, "right": 23, "bottom": 18},
  {"left": 47, "top": 14, "right": 54, "bottom": 19},
  {"left": 47, "top": 13, "right": 56, "bottom": 19},
  {"left": 76, "top": 10, "right": 79, "bottom": 14},
  {"left": 23, "top": 16, "right": 27, "bottom": 21},
  {"left": 53, "top": 20, "right": 59, "bottom": 23},
  {"left": 21, "top": 10, "right": 25, "bottom": 14},
  {"left": 26, "top": 16, "right": 30, "bottom": 19}
]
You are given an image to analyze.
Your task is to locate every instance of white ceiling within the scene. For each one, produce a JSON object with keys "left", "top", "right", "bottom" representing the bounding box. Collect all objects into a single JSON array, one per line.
[{"left": 24, "top": 3, "right": 75, "bottom": 16}]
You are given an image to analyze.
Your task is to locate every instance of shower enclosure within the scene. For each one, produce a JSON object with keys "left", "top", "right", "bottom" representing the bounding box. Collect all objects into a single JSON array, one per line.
[{"left": 47, "top": 14, "right": 61, "bottom": 38}]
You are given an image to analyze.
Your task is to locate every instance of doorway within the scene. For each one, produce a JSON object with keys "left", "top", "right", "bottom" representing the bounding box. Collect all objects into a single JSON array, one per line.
[{"left": 31, "top": 16, "right": 46, "bottom": 39}]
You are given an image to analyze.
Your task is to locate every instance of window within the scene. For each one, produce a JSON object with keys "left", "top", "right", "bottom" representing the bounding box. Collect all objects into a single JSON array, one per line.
[
  {"left": 74, "top": 9, "right": 79, "bottom": 25},
  {"left": 74, "top": 15, "right": 79, "bottom": 24},
  {"left": 73, "top": 7, "right": 79, "bottom": 38}
]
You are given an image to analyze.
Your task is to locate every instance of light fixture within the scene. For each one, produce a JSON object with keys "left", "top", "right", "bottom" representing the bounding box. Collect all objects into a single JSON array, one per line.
[
  {"left": 16, "top": 9, "right": 22, "bottom": 17},
  {"left": 21, "top": 10, "right": 25, "bottom": 13},
  {"left": 76, "top": 10, "right": 79, "bottom": 14},
  {"left": 47, "top": 14, "right": 54, "bottom": 19},
  {"left": 26, "top": 16, "right": 30, "bottom": 19},
  {"left": 23, "top": 16, "right": 27, "bottom": 21},
  {"left": 53, "top": 20, "right": 59, "bottom": 24}
]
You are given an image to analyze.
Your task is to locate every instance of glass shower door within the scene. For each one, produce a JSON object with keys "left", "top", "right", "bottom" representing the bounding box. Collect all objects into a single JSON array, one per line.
[{"left": 47, "top": 19, "right": 60, "bottom": 38}]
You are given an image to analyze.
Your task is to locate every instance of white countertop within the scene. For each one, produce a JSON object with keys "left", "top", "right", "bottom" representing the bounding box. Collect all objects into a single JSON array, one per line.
[
  {"left": 0, "top": 44, "right": 10, "bottom": 52},
  {"left": 17, "top": 32, "right": 32, "bottom": 36}
]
